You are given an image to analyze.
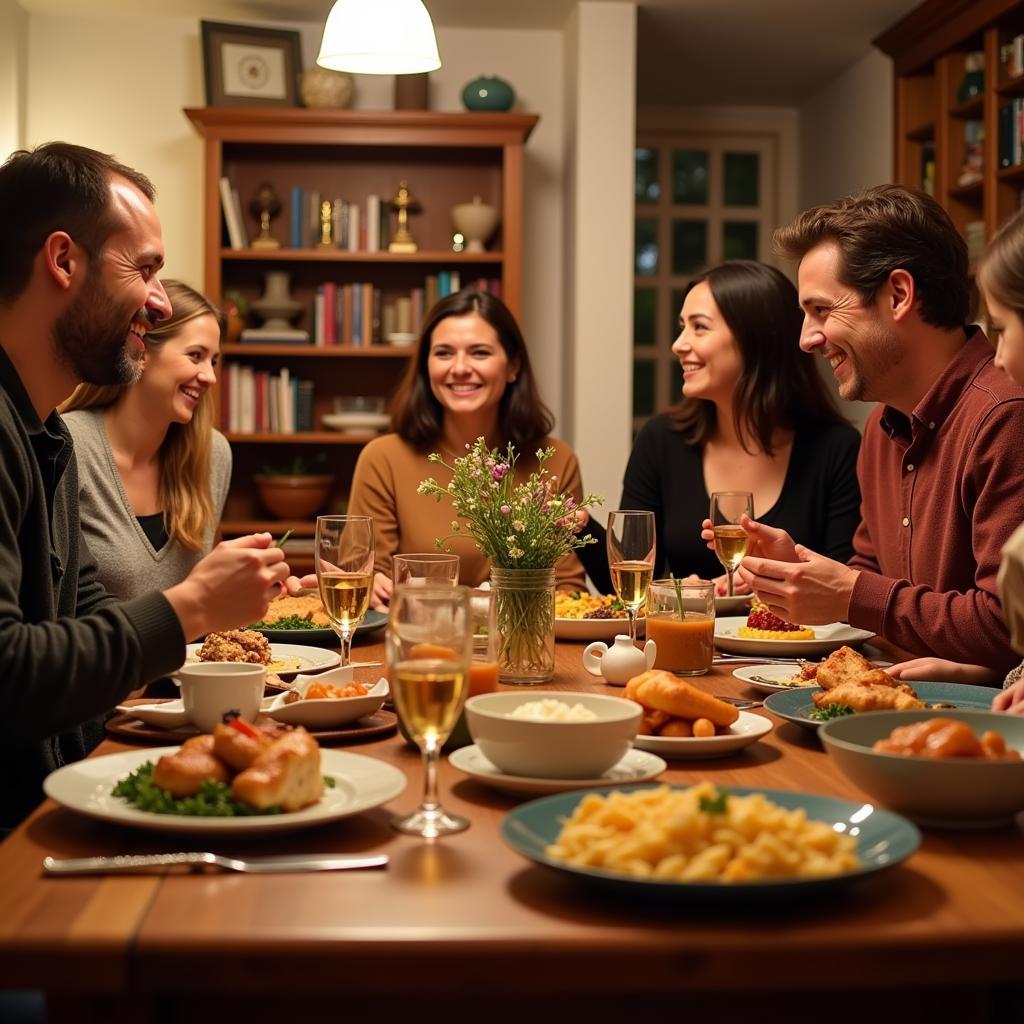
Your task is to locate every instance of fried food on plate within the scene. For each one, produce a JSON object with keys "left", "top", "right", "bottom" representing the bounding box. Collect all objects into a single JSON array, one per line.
[
  {"left": 260, "top": 593, "right": 331, "bottom": 628},
  {"left": 816, "top": 646, "right": 874, "bottom": 691},
  {"left": 626, "top": 669, "right": 739, "bottom": 729},
  {"left": 198, "top": 629, "right": 271, "bottom": 666},
  {"left": 231, "top": 727, "right": 322, "bottom": 812},
  {"left": 152, "top": 734, "right": 230, "bottom": 797},
  {"left": 812, "top": 671, "right": 924, "bottom": 712}
]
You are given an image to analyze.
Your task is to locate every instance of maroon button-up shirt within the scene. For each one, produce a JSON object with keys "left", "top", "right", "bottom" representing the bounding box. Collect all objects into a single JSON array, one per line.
[{"left": 848, "top": 329, "right": 1024, "bottom": 672}]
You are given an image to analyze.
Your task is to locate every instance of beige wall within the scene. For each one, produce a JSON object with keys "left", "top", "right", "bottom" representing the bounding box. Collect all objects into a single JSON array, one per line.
[{"left": 0, "top": 0, "right": 28, "bottom": 157}]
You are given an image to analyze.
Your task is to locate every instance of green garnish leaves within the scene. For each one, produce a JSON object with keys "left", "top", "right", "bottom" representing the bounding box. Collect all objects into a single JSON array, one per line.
[
  {"left": 699, "top": 790, "right": 729, "bottom": 814},
  {"left": 809, "top": 704, "right": 855, "bottom": 721},
  {"left": 112, "top": 761, "right": 281, "bottom": 817},
  {"left": 249, "top": 614, "right": 318, "bottom": 630}
]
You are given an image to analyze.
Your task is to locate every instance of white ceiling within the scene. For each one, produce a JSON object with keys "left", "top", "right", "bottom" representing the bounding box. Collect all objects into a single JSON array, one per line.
[{"left": 18, "top": 0, "right": 924, "bottom": 105}]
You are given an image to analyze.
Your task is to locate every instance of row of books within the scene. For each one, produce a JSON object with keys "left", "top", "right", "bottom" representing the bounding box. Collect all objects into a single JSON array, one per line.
[
  {"left": 999, "top": 100, "right": 1024, "bottom": 169},
  {"left": 308, "top": 273, "right": 502, "bottom": 347},
  {"left": 290, "top": 189, "right": 390, "bottom": 251},
  {"left": 219, "top": 178, "right": 249, "bottom": 249},
  {"left": 222, "top": 365, "right": 315, "bottom": 435}
]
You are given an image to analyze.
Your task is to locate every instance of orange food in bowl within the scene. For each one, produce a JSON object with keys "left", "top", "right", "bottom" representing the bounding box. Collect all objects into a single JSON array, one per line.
[
  {"left": 305, "top": 681, "right": 369, "bottom": 700},
  {"left": 873, "top": 718, "right": 1021, "bottom": 760}
]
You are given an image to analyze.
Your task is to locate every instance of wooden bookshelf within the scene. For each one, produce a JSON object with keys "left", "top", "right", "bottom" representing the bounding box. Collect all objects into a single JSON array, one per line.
[
  {"left": 186, "top": 107, "right": 538, "bottom": 533},
  {"left": 876, "top": 0, "right": 1024, "bottom": 261}
]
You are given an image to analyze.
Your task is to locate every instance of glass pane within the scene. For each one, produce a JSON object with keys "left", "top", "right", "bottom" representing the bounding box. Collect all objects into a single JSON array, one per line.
[
  {"left": 672, "top": 220, "right": 707, "bottom": 275},
  {"left": 669, "top": 360, "right": 683, "bottom": 405},
  {"left": 724, "top": 152, "right": 759, "bottom": 206},
  {"left": 723, "top": 221, "right": 759, "bottom": 261},
  {"left": 635, "top": 147, "right": 660, "bottom": 202},
  {"left": 672, "top": 150, "right": 708, "bottom": 205},
  {"left": 633, "top": 359, "right": 656, "bottom": 417},
  {"left": 635, "top": 217, "right": 658, "bottom": 275},
  {"left": 634, "top": 287, "right": 656, "bottom": 348}
]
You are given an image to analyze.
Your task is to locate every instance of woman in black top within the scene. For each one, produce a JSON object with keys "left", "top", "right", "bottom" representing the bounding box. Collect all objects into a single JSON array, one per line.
[{"left": 580, "top": 260, "right": 860, "bottom": 594}]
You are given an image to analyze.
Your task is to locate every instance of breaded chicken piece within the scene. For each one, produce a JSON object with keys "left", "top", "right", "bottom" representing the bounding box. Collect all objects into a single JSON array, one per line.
[
  {"left": 152, "top": 734, "right": 230, "bottom": 797},
  {"left": 813, "top": 672, "right": 924, "bottom": 712},
  {"left": 815, "top": 646, "right": 875, "bottom": 690},
  {"left": 231, "top": 728, "right": 322, "bottom": 812},
  {"left": 212, "top": 721, "right": 276, "bottom": 772},
  {"left": 262, "top": 594, "right": 331, "bottom": 627}
]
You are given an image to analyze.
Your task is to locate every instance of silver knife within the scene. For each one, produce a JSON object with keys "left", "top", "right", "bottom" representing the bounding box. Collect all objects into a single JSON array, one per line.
[{"left": 43, "top": 851, "right": 388, "bottom": 875}]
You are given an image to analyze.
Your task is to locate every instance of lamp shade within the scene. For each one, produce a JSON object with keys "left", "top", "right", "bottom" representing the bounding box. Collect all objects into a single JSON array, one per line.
[{"left": 317, "top": 0, "right": 442, "bottom": 75}]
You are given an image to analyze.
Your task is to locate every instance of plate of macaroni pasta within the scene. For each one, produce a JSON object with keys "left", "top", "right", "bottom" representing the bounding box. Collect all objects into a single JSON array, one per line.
[
  {"left": 554, "top": 592, "right": 646, "bottom": 641},
  {"left": 501, "top": 782, "right": 919, "bottom": 902}
]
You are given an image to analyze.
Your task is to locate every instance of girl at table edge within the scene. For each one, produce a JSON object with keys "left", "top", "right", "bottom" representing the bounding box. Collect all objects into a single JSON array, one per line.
[
  {"left": 60, "top": 280, "right": 231, "bottom": 599},
  {"left": 889, "top": 210, "right": 1024, "bottom": 714},
  {"left": 576, "top": 259, "right": 861, "bottom": 596},
  {"left": 347, "top": 287, "right": 587, "bottom": 609}
]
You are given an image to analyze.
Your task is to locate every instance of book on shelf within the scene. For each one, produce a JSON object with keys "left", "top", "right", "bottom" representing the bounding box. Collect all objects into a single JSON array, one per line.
[
  {"left": 239, "top": 327, "right": 311, "bottom": 344},
  {"left": 218, "top": 176, "right": 245, "bottom": 250},
  {"left": 290, "top": 186, "right": 304, "bottom": 249}
]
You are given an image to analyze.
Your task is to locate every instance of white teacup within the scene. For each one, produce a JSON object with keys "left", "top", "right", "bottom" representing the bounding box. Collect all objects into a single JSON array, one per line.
[{"left": 174, "top": 662, "right": 266, "bottom": 733}]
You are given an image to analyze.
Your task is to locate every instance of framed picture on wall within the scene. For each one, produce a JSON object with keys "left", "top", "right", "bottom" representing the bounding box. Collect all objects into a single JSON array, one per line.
[{"left": 201, "top": 21, "right": 302, "bottom": 107}]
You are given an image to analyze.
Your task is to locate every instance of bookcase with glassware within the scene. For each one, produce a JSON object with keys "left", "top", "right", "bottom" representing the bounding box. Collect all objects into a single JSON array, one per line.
[
  {"left": 876, "top": 0, "right": 1024, "bottom": 281},
  {"left": 186, "top": 107, "right": 538, "bottom": 569}
]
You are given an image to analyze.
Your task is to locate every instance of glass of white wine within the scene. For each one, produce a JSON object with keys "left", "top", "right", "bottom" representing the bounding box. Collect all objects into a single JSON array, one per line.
[
  {"left": 387, "top": 584, "right": 473, "bottom": 838},
  {"left": 606, "top": 510, "right": 656, "bottom": 644},
  {"left": 710, "top": 491, "right": 754, "bottom": 597},
  {"left": 315, "top": 515, "right": 374, "bottom": 667}
]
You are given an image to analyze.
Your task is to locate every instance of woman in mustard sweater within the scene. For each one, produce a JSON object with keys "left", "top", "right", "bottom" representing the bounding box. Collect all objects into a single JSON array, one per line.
[{"left": 349, "top": 288, "right": 586, "bottom": 608}]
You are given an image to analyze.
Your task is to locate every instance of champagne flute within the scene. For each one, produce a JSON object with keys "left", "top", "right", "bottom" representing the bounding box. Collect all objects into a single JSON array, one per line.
[
  {"left": 315, "top": 515, "right": 374, "bottom": 667},
  {"left": 606, "top": 510, "right": 656, "bottom": 645},
  {"left": 387, "top": 584, "right": 472, "bottom": 838},
  {"left": 710, "top": 491, "right": 754, "bottom": 597}
]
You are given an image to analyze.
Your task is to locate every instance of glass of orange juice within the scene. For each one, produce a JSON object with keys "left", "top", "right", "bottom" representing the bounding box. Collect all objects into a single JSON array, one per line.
[
  {"left": 469, "top": 588, "right": 499, "bottom": 697},
  {"left": 646, "top": 579, "right": 715, "bottom": 676}
]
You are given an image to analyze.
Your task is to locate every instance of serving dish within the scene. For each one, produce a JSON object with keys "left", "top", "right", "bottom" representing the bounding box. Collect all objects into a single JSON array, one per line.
[
  {"left": 632, "top": 709, "right": 773, "bottom": 759},
  {"left": 502, "top": 784, "right": 920, "bottom": 902},
  {"left": 253, "top": 608, "right": 388, "bottom": 647},
  {"left": 554, "top": 616, "right": 646, "bottom": 641},
  {"left": 820, "top": 709, "right": 1024, "bottom": 828},
  {"left": 448, "top": 745, "right": 665, "bottom": 796},
  {"left": 43, "top": 747, "right": 406, "bottom": 835},
  {"left": 714, "top": 616, "right": 876, "bottom": 657},
  {"left": 763, "top": 681, "right": 1002, "bottom": 732},
  {"left": 264, "top": 670, "right": 389, "bottom": 728}
]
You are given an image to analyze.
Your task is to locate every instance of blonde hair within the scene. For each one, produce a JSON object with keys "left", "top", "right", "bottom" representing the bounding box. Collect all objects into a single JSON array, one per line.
[
  {"left": 60, "top": 280, "right": 224, "bottom": 552},
  {"left": 978, "top": 208, "right": 1024, "bottom": 316}
]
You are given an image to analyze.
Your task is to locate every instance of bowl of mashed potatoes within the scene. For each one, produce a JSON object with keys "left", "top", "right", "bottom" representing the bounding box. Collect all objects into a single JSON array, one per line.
[{"left": 464, "top": 691, "right": 641, "bottom": 779}]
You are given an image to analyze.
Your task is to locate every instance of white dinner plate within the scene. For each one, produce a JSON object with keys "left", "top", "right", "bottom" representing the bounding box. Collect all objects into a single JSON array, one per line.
[
  {"left": 44, "top": 746, "right": 406, "bottom": 835},
  {"left": 185, "top": 642, "right": 340, "bottom": 677},
  {"left": 265, "top": 671, "right": 389, "bottom": 728},
  {"left": 732, "top": 662, "right": 892, "bottom": 695},
  {"left": 714, "top": 616, "right": 876, "bottom": 657},
  {"left": 448, "top": 744, "right": 666, "bottom": 796},
  {"left": 554, "top": 617, "right": 646, "bottom": 641},
  {"left": 631, "top": 709, "right": 773, "bottom": 759}
]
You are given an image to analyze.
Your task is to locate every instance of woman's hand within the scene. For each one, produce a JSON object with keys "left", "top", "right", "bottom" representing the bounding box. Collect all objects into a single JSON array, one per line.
[
  {"left": 993, "top": 677, "right": 1024, "bottom": 715},
  {"left": 370, "top": 571, "right": 393, "bottom": 611},
  {"left": 711, "top": 572, "right": 751, "bottom": 597},
  {"left": 284, "top": 573, "right": 317, "bottom": 594},
  {"left": 887, "top": 658, "right": 1000, "bottom": 686}
]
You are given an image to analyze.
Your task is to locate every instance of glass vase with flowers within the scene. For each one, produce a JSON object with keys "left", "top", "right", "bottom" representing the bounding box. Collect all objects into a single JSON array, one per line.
[{"left": 418, "top": 438, "right": 602, "bottom": 684}]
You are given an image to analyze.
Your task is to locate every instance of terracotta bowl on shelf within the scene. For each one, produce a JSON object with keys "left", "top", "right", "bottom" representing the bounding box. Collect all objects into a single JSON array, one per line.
[{"left": 252, "top": 474, "right": 335, "bottom": 520}]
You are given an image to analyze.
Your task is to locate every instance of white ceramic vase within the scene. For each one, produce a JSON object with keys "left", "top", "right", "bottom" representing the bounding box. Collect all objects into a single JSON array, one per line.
[{"left": 451, "top": 196, "right": 499, "bottom": 253}]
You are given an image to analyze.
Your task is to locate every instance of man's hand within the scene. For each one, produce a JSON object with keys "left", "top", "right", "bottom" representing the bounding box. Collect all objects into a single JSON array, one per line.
[
  {"left": 165, "top": 534, "right": 290, "bottom": 641},
  {"left": 700, "top": 515, "right": 800, "bottom": 563},
  {"left": 370, "top": 571, "right": 392, "bottom": 611},
  {"left": 993, "top": 677, "right": 1024, "bottom": 715},
  {"left": 284, "top": 573, "right": 317, "bottom": 594},
  {"left": 887, "top": 658, "right": 1000, "bottom": 686},
  {"left": 737, "top": 543, "right": 859, "bottom": 624}
]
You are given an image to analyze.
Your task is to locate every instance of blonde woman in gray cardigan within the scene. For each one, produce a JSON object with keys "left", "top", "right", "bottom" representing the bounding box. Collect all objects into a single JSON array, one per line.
[{"left": 60, "top": 280, "right": 231, "bottom": 599}]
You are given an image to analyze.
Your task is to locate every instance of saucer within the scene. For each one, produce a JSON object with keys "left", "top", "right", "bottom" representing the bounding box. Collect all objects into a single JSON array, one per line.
[
  {"left": 113, "top": 698, "right": 193, "bottom": 729},
  {"left": 448, "top": 744, "right": 666, "bottom": 796}
]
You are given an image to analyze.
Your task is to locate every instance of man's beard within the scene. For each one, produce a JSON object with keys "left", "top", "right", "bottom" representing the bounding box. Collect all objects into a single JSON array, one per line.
[{"left": 53, "top": 269, "right": 144, "bottom": 386}]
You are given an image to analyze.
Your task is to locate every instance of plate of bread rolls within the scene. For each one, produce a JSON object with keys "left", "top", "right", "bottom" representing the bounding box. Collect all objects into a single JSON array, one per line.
[{"left": 625, "top": 670, "right": 773, "bottom": 758}]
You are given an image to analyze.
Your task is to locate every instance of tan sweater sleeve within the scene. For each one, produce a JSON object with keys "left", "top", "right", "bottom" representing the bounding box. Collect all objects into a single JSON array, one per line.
[
  {"left": 551, "top": 443, "right": 587, "bottom": 592},
  {"left": 348, "top": 440, "right": 401, "bottom": 582}
]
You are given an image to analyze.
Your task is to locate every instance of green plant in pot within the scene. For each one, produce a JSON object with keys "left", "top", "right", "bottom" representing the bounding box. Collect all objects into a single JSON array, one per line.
[{"left": 253, "top": 454, "right": 335, "bottom": 520}]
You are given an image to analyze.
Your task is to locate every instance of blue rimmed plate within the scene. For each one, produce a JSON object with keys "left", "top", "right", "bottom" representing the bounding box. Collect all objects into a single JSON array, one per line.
[
  {"left": 764, "top": 681, "right": 1002, "bottom": 732},
  {"left": 501, "top": 783, "right": 920, "bottom": 903}
]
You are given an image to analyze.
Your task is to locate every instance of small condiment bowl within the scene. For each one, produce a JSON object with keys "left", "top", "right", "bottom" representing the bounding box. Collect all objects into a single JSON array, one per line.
[
  {"left": 820, "top": 709, "right": 1024, "bottom": 829},
  {"left": 464, "top": 691, "right": 641, "bottom": 779},
  {"left": 264, "top": 666, "right": 388, "bottom": 728}
]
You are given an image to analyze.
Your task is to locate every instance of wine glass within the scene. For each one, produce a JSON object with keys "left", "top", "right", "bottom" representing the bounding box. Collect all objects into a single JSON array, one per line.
[
  {"left": 710, "top": 491, "right": 754, "bottom": 597},
  {"left": 387, "top": 584, "right": 473, "bottom": 838},
  {"left": 606, "top": 510, "right": 656, "bottom": 644},
  {"left": 315, "top": 515, "right": 374, "bottom": 667}
]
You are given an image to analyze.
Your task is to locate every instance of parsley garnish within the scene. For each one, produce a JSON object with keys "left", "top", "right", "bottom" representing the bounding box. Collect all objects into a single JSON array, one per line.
[
  {"left": 699, "top": 790, "right": 729, "bottom": 814},
  {"left": 809, "top": 704, "right": 855, "bottom": 721}
]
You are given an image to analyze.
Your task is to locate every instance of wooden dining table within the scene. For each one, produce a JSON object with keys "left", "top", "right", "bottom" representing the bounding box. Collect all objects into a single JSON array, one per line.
[{"left": 1, "top": 635, "right": 1022, "bottom": 1024}]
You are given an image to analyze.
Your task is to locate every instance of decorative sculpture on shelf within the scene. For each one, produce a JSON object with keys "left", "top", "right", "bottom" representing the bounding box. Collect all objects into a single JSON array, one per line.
[
  {"left": 249, "top": 183, "right": 282, "bottom": 250},
  {"left": 388, "top": 180, "right": 421, "bottom": 254},
  {"left": 316, "top": 200, "right": 335, "bottom": 249}
]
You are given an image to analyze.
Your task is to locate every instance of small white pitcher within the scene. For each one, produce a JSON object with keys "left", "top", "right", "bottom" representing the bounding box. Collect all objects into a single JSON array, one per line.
[{"left": 582, "top": 634, "right": 657, "bottom": 687}]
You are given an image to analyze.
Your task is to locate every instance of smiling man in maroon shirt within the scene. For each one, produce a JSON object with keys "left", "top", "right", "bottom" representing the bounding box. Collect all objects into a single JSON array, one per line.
[{"left": 737, "top": 184, "right": 1024, "bottom": 673}]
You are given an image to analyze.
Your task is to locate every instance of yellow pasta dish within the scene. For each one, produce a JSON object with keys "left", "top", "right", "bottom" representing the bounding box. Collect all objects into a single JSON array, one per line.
[
  {"left": 546, "top": 782, "right": 860, "bottom": 883},
  {"left": 555, "top": 591, "right": 644, "bottom": 620}
]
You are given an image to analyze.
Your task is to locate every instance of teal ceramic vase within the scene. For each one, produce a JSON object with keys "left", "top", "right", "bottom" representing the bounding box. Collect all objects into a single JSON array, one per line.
[{"left": 461, "top": 75, "right": 515, "bottom": 112}]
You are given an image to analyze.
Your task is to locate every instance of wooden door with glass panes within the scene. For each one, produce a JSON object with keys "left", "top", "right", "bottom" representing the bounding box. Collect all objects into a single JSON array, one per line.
[{"left": 633, "top": 134, "right": 777, "bottom": 432}]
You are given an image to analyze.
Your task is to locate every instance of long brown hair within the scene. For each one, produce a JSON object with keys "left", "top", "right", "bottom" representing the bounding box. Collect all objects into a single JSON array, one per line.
[
  {"left": 390, "top": 288, "right": 554, "bottom": 450},
  {"left": 60, "top": 280, "right": 224, "bottom": 552},
  {"left": 669, "top": 260, "right": 844, "bottom": 454},
  {"left": 978, "top": 207, "right": 1024, "bottom": 315}
]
